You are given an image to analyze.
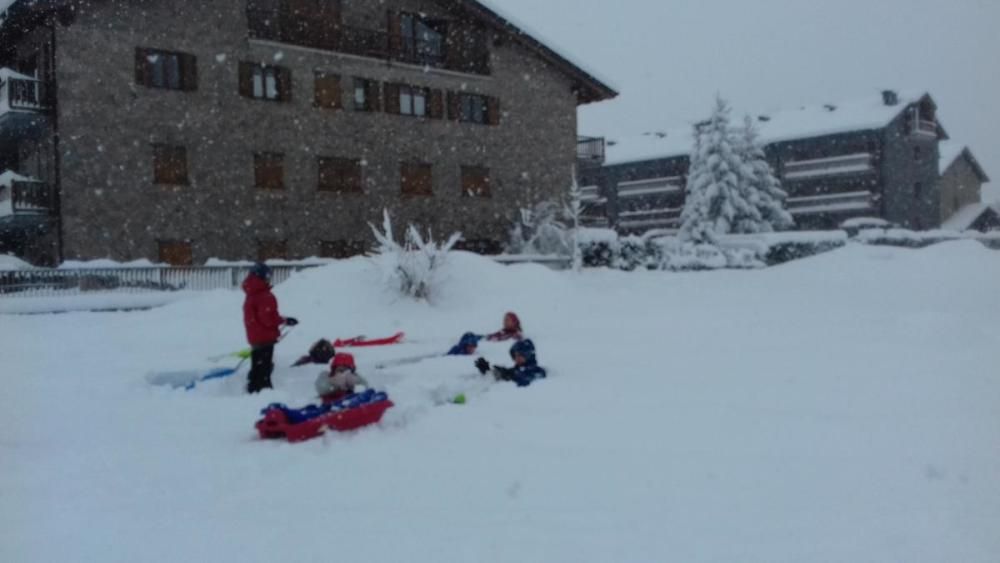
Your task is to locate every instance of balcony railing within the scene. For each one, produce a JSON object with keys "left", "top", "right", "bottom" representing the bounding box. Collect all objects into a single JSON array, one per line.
[
  {"left": 246, "top": 10, "right": 488, "bottom": 75},
  {"left": 1, "top": 76, "right": 49, "bottom": 112},
  {"left": 914, "top": 119, "right": 938, "bottom": 137},
  {"left": 11, "top": 180, "right": 54, "bottom": 215},
  {"left": 577, "top": 136, "right": 606, "bottom": 165}
]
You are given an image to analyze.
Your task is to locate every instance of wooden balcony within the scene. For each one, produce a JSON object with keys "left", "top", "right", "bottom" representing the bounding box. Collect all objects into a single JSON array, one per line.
[
  {"left": 577, "top": 136, "right": 606, "bottom": 166},
  {"left": 3, "top": 180, "right": 55, "bottom": 218},
  {"left": 246, "top": 10, "right": 490, "bottom": 75}
]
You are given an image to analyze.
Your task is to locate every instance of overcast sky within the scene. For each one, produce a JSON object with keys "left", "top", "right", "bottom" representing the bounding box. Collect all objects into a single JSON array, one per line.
[{"left": 493, "top": 0, "right": 1000, "bottom": 201}]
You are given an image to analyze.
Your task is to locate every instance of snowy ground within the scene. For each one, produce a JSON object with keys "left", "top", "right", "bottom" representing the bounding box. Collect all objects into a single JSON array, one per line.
[{"left": 2, "top": 243, "right": 999, "bottom": 563}]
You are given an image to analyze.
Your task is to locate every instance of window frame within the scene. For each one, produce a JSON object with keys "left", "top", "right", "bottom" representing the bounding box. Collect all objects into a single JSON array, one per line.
[
  {"left": 352, "top": 77, "right": 380, "bottom": 112},
  {"left": 136, "top": 48, "right": 197, "bottom": 91}
]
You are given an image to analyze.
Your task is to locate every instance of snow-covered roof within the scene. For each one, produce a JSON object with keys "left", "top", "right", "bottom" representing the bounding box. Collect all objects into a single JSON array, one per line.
[
  {"left": 468, "top": 0, "right": 619, "bottom": 98},
  {"left": 0, "top": 169, "right": 30, "bottom": 189},
  {"left": 941, "top": 203, "right": 999, "bottom": 231},
  {"left": 0, "top": 66, "right": 32, "bottom": 82},
  {"left": 0, "top": 253, "right": 34, "bottom": 270},
  {"left": 605, "top": 90, "right": 931, "bottom": 166}
]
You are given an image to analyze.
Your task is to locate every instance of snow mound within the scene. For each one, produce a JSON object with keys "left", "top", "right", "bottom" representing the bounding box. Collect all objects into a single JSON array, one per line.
[{"left": 2, "top": 247, "right": 1000, "bottom": 563}]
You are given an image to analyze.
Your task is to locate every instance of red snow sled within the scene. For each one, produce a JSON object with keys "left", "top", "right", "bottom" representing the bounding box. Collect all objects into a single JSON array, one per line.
[
  {"left": 334, "top": 332, "right": 405, "bottom": 348},
  {"left": 256, "top": 394, "right": 394, "bottom": 443}
]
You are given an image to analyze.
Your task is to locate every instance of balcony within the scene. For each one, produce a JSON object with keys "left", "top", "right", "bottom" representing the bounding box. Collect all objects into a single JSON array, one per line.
[
  {"left": 0, "top": 70, "right": 51, "bottom": 150},
  {"left": 246, "top": 10, "right": 489, "bottom": 75},
  {"left": 0, "top": 180, "right": 55, "bottom": 223},
  {"left": 577, "top": 136, "right": 606, "bottom": 167},
  {"left": 913, "top": 118, "right": 938, "bottom": 138}
]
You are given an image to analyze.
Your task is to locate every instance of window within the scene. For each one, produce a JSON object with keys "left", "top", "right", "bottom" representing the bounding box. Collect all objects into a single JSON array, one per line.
[
  {"left": 254, "top": 153, "right": 284, "bottom": 190},
  {"left": 914, "top": 146, "right": 922, "bottom": 162},
  {"left": 399, "top": 12, "right": 446, "bottom": 64},
  {"left": 158, "top": 241, "right": 193, "bottom": 266},
  {"left": 450, "top": 93, "right": 499, "bottom": 125},
  {"left": 319, "top": 240, "right": 369, "bottom": 259},
  {"left": 257, "top": 240, "right": 288, "bottom": 262},
  {"left": 461, "top": 166, "right": 491, "bottom": 197},
  {"left": 314, "top": 72, "right": 342, "bottom": 109},
  {"left": 385, "top": 84, "right": 442, "bottom": 118},
  {"left": 353, "top": 78, "right": 380, "bottom": 112},
  {"left": 401, "top": 162, "right": 433, "bottom": 196},
  {"left": 318, "top": 157, "right": 363, "bottom": 193},
  {"left": 914, "top": 182, "right": 923, "bottom": 199},
  {"left": 152, "top": 144, "right": 189, "bottom": 185},
  {"left": 135, "top": 48, "right": 197, "bottom": 91},
  {"left": 239, "top": 62, "right": 291, "bottom": 102}
]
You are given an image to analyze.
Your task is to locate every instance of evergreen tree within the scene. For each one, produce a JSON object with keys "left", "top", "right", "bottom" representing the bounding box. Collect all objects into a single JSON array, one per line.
[
  {"left": 679, "top": 97, "right": 760, "bottom": 243},
  {"left": 736, "top": 116, "right": 794, "bottom": 232}
]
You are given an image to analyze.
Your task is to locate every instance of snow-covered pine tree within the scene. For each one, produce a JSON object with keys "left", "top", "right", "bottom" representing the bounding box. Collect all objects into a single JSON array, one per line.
[
  {"left": 735, "top": 115, "right": 795, "bottom": 232},
  {"left": 679, "top": 97, "right": 761, "bottom": 244}
]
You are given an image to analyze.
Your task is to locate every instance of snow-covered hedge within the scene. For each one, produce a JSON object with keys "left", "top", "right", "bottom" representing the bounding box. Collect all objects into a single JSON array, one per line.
[{"left": 577, "top": 230, "right": 846, "bottom": 271}]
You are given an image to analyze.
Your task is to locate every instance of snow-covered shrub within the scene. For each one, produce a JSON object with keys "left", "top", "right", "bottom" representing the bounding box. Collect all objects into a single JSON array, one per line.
[
  {"left": 506, "top": 200, "right": 572, "bottom": 256},
  {"left": 854, "top": 228, "right": 963, "bottom": 249},
  {"left": 369, "top": 210, "right": 460, "bottom": 301},
  {"left": 614, "top": 236, "right": 652, "bottom": 271},
  {"left": 649, "top": 236, "right": 764, "bottom": 271}
]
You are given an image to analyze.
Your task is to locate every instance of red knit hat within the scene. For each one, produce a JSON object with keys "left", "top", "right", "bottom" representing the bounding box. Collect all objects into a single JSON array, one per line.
[{"left": 331, "top": 353, "right": 356, "bottom": 371}]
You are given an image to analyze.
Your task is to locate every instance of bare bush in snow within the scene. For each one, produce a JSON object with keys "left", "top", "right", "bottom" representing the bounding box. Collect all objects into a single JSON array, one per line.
[{"left": 369, "top": 210, "right": 461, "bottom": 301}]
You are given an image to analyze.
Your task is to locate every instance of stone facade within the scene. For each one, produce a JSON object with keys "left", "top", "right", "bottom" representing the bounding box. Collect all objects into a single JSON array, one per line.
[{"left": 1, "top": 0, "right": 612, "bottom": 264}]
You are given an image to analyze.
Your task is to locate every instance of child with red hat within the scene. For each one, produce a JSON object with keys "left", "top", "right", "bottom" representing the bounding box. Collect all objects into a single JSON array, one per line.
[{"left": 315, "top": 353, "right": 369, "bottom": 404}]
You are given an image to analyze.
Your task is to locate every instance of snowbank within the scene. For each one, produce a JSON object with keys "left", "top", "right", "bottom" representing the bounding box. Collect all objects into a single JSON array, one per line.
[{"left": 2, "top": 248, "right": 1000, "bottom": 562}]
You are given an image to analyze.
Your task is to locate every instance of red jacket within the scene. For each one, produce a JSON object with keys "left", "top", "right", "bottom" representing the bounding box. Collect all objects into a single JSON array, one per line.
[{"left": 243, "top": 275, "right": 284, "bottom": 346}]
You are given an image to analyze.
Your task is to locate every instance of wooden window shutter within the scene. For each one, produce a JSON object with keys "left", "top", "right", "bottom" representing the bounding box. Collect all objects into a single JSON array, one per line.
[
  {"left": 384, "top": 83, "right": 401, "bottom": 114},
  {"left": 401, "top": 162, "right": 432, "bottom": 196},
  {"left": 447, "top": 91, "right": 461, "bottom": 120},
  {"left": 257, "top": 240, "right": 288, "bottom": 262},
  {"left": 486, "top": 96, "right": 501, "bottom": 125},
  {"left": 314, "top": 73, "right": 342, "bottom": 109},
  {"left": 277, "top": 66, "right": 293, "bottom": 102},
  {"left": 462, "top": 166, "right": 491, "bottom": 197},
  {"left": 134, "top": 48, "right": 150, "bottom": 86},
  {"left": 153, "top": 145, "right": 189, "bottom": 185},
  {"left": 343, "top": 160, "right": 362, "bottom": 192},
  {"left": 364, "top": 80, "right": 381, "bottom": 112},
  {"left": 428, "top": 89, "right": 444, "bottom": 119},
  {"left": 387, "top": 10, "right": 402, "bottom": 56},
  {"left": 181, "top": 53, "right": 198, "bottom": 91},
  {"left": 158, "top": 241, "right": 193, "bottom": 266},
  {"left": 254, "top": 153, "right": 284, "bottom": 190},
  {"left": 238, "top": 62, "right": 253, "bottom": 98}
]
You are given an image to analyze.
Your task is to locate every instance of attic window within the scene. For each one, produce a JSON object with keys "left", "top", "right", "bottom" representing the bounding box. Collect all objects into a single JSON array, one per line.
[
  {"left": 757, "top": 115, "right": 771, "bottom": 122},
  {"left": 824, "top": 104, "right": 837, "bottom": 112}
]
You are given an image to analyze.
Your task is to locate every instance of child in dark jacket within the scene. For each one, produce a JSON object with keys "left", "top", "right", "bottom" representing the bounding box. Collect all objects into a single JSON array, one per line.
[
  {"left": 243, "top": 263, "right": 297, "bottom": 394},
  {"left": 475, "top": 339, "right": 546, "bottom": 387},
  {"left": 447, "top": 332, "right": 483, "bottom": 356}
]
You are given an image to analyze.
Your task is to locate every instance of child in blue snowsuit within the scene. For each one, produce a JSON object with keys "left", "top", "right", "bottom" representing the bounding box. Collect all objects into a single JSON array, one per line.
[
  {"left": 447, "top": 333, "right": 482, "bottom": 356},
  {"left": 475, "top": 339, "right": 546, "bottom": 387}
]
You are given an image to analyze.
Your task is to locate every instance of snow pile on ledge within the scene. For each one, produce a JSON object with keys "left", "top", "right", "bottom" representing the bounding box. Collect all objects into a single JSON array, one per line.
[{"left": 0, "top": 253, "right": 34, "bottom": 270}]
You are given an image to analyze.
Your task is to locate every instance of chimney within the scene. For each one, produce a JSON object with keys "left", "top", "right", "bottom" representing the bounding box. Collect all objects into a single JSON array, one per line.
[{"left": 882, "top": 90, "right": 899, "bottom": 106}]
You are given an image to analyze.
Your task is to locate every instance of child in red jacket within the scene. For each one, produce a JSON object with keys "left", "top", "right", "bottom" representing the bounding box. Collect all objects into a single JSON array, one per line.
[
  {"left": 243, "top": 263, "right": 297, "bottom": 394},
  {"left": 486, "top": 312, "right": 523, "bottom": 342}
]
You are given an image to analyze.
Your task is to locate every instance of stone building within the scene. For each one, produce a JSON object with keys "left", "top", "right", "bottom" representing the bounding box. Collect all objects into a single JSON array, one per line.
[
  {"left": 0, "top": 0, "right": 616, "bottom": 265},
  {"left": 580, "top": 91, "right": 990, "bottom": 234}
]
